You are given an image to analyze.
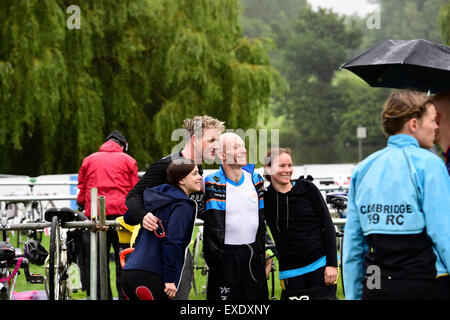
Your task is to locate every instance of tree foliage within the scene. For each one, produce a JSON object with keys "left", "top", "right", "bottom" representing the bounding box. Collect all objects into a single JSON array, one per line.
[
  {"left": 362, "top": 0, "right": 449, "bottom": 48},
  {"left": 440, "top": 3, "right": 450, "bottom": 45},
  {"left": 240, "top": 0, "right": 446, "bottom": 165},
  {"left": 275, "top": 6, "right": 369, "bottom": 163},
  {"left": 0, "top": 0, "right": 284, "bottom": 175}
]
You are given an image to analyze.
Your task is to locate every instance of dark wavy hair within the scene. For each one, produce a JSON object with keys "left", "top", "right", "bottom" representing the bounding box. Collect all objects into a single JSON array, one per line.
[{"left": 166, "top": 159, "right": 196, "bottom": 188}]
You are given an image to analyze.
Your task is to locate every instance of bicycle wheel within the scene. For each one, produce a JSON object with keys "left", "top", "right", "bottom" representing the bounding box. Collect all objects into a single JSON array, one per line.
[
  {"left": 191, "top": 228, "right": 204, "bottom": 296},
  {"left": 191, "top": 237, "right": 199, "bottom": 295},
  {"left": 58, "top": 231, "right": 70, "bottom": 301},
  {"left": 339, "top": 234, "right": 345, "bottom": 297},
  {"left": 48, "top": 215, "right": 60, "bottom": 300}
]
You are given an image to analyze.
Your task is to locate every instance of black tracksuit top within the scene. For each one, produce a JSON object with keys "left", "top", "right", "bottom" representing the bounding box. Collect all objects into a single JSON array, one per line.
[
  {"left": 125, "top": 152, "right": 204, "bottom": 224},
  {"left": 264, "top": 178, "right": 337, "bottom": 272}
]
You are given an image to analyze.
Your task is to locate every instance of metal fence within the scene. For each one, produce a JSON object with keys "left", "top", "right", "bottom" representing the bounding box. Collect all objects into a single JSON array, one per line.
[{"left": 0, "top": 188, "right": 116, "bottom": 300}]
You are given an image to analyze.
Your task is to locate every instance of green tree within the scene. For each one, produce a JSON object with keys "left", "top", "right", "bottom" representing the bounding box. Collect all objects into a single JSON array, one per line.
[
  {"left": 277, "top": 6, "right": 364, "bottom": 163},
  {"left": 332, "top": 72, "right": 391, "bottom": 161},
  {"left": 440, "top": 3, "right": 450, "bottom": 45},
  {"left": 240, "top": 0, "right": 306, "bottom": 24},
  {"left": 0, "top": 0, "right": 283, "bottom": 175},
  {"left": 239, "top": 0, "right": 308, "bottom": 76},
  {"left": 362, "top": 0, "right": 448, "bottom": 49}
]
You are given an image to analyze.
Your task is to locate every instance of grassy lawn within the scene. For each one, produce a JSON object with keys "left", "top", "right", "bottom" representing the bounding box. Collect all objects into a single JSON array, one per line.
[{"left": 9, "top": 228, "right": 345, "bottom": 300}]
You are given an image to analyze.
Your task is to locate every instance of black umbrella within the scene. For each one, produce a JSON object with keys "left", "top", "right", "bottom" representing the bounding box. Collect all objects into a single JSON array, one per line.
[{"left": 340, "top": 39, "right": 450, "bottom": 94}]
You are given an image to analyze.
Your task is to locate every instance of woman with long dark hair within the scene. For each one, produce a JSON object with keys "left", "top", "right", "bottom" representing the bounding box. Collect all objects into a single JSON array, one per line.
[{"left": 121, "top": 160, "right": 202, "bottom": 300}]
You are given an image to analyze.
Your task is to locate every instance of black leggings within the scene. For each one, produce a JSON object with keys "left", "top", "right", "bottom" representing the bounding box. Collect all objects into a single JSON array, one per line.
[{"left": 121, "top": 269, "right": 169, "bottom": 300}]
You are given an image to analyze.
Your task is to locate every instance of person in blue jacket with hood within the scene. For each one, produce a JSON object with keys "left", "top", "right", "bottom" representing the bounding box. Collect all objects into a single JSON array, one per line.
[
  {"left": 121, "top": 160, "right": 202, "bottom": 300},
  {"left": 343, "top": 90, "right": 450, "bottom": 300}
]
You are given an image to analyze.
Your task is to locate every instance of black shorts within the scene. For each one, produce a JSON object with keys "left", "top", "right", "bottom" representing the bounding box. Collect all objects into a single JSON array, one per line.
[{"left": 121, "top": 269, "right": 169, "bottom": 300}]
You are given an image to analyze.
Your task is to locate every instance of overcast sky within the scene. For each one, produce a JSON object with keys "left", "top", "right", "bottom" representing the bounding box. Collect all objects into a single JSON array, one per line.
[{"left": 308, "top": 0, "right": 379, "bottom": 17}]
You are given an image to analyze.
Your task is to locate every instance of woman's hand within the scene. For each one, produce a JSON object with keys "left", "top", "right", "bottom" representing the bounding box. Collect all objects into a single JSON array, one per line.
[
  {"left": 164, "top": 282, "right": 177, "bottom": 299},
  {"left": 324, "top": 266, "right": 338, "bottom": 285},
  {"left": 142, "top": 212, "right": 158, "bottom": 231}
]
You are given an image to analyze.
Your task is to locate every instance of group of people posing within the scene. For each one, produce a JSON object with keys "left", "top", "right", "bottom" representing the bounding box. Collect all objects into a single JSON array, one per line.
[
  {"left": 121, "top": 117, "right": 339, "bottom": 301},
  {"left": 77, "top": 89, "right": 450, "bottom": 300}
]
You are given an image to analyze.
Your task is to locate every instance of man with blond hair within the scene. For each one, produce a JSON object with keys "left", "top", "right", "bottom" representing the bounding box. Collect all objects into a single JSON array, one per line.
[
  {"left": 434, "top": 89, "right": 450, "bottom": 175},
  {"left": 125, "top": 115, "right": 225, "bottom": 299}
]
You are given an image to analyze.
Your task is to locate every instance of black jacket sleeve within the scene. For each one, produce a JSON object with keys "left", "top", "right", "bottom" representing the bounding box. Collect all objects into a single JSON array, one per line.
[
  {"left": 125, "top": 157, "right": 171, "bottom": 224},
  {"left": 308, "top": 182, "right": 338, "bottom": 268}
]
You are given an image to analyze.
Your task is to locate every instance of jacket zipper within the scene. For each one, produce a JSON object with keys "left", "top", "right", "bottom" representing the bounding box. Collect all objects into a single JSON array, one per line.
[
  {"left": 286, "top": 195, "right": 289, "bottom": 231},
  {"left": 276, "top": 193, "right": 281, "bottom": 232}
]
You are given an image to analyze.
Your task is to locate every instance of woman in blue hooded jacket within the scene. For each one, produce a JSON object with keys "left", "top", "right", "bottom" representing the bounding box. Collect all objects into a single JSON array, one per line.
[
  {"left": 121, "top": 160, "right": 202, "bottom": 300},
  {"left": 343, "top": 90, "right": 450, "bottom": 300}
]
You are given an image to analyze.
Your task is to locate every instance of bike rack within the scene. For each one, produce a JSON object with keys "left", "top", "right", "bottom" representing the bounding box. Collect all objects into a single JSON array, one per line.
[{"left": 0, "top": 188, "right": 117, "bottom": 300}]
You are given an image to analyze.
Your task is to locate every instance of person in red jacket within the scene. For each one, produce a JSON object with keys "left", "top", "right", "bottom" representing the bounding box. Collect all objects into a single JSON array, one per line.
[{"left": 77, "top": 130, "right": 139, "bottom": 300}]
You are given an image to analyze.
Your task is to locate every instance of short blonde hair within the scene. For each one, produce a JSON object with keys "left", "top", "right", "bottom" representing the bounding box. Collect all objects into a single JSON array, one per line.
[{"left": 182, "top": 115, "right": 225, "bottom": 137}]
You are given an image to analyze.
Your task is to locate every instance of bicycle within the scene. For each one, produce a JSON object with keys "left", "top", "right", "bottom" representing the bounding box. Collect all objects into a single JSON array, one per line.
[
  {"left": 265, "top": 242, "right": 278, "bottom": 300},
  {"left": 43, "top": 207, "right": 77, "bottom": 300},
  {"left": 326, "top": 192, "right": 348, "bottom": 297},
  {"left": 0, "top": 241, "right": 45, "bottom": 300},
  {"left": 191, "top": 224, "right": 209, "bottom": 296},
  {"left": 5, "top": 191, "right": 45, "bottom": 248}
]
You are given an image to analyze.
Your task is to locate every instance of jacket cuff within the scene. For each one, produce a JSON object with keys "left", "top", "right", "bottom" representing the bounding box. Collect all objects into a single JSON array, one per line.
[
  {"left": 163, "top": 270, "right": 176, "bottom": 284},
  {"left": 123, "top": 210, "right": 140, "bottom": 226},
  {"left": 326, "top": 251, "right": 338, "bottom": 268}
]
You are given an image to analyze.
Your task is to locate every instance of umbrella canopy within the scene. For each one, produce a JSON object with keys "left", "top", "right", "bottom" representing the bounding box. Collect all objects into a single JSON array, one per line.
[{"left": 340, "top": 39, "right": 450, "bottom": 94}]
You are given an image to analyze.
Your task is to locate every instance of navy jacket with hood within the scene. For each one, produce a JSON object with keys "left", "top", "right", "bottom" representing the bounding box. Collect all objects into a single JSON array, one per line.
[{"left": 123, "top": 184, "right": 197, "bottom": 287}]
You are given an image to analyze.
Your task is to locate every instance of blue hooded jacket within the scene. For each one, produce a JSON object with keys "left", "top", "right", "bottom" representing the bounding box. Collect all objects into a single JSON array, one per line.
[
  {"left": 343, "top": 134, "right": 450, "bottom": 300},
  {"left": 123, "top": 184, "right": 197, "bottom": 287}
]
